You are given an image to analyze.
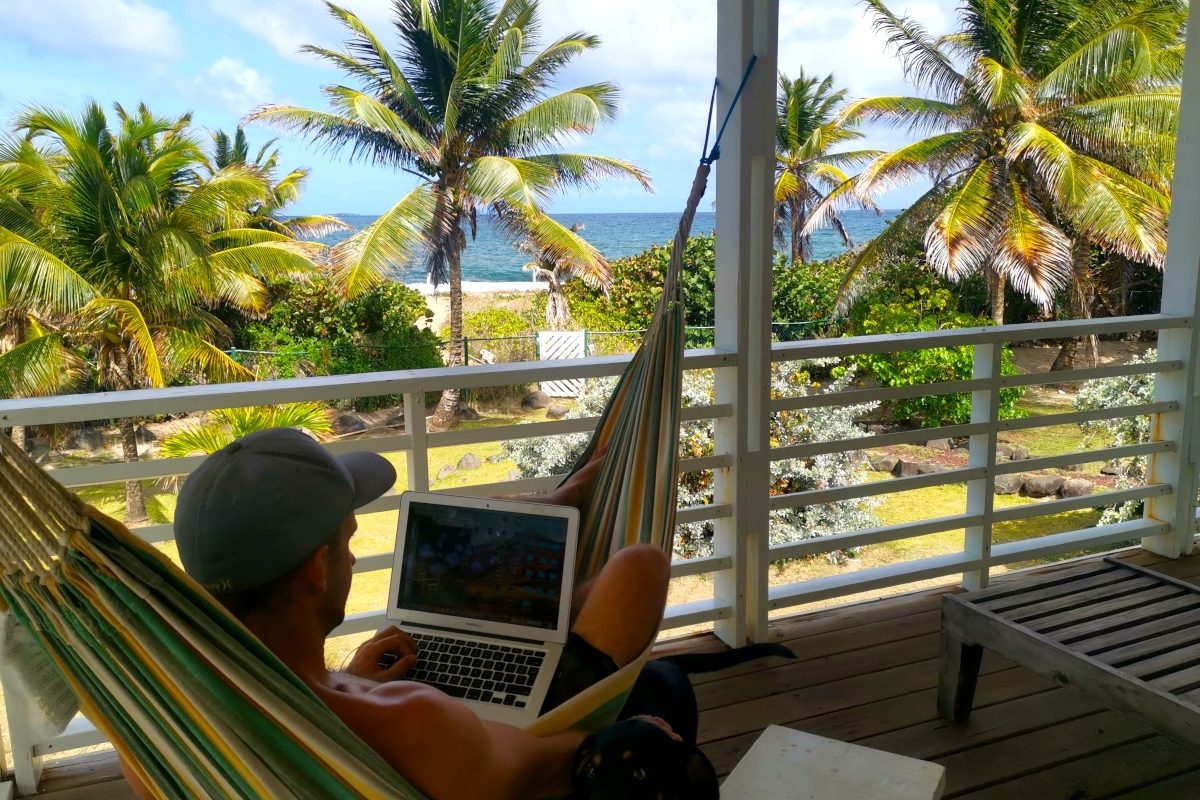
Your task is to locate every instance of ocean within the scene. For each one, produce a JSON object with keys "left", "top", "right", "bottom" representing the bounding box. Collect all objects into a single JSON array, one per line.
[{"left": 315, "top": 210, "right": 897, "bottom": 284}]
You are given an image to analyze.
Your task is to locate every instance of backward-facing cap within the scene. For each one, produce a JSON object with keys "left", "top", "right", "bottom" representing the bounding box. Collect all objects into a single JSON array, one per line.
[{"left": 174, "top": 427, "right": 395, "bottom": 593}]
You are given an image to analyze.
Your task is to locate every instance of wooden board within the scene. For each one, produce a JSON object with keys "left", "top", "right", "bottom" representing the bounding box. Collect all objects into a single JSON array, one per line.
[{"left": 720, "top": 725, "right": 945, "bottom": 800}]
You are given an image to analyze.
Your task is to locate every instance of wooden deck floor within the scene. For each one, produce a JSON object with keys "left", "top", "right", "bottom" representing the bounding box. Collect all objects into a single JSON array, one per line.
[{"left": 31, "top": 547, "right": 1200, "bottom": 799}]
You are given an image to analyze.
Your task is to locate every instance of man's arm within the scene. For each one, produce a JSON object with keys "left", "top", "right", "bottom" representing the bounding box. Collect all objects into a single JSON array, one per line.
[{"left": 328, "top": 682, "right": 584, "bottom": 800}]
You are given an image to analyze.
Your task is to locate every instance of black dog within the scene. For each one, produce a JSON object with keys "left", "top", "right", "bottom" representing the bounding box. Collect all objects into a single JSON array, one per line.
[
  {"left": 570, "top": 643, "right": 795, "bottom": 799},
  {"left": 572, "top": 717, "right": 718, "bottom": 800}
]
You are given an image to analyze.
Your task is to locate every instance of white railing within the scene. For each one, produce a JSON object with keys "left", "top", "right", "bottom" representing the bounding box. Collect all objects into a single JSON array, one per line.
[{"left": 1, "top": 313, "right": 1194, "bottom": 793}]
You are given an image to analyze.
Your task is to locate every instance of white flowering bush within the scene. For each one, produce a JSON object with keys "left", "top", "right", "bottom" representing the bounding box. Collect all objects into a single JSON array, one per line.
[
  {"left": 1075, "top": 348, "right": 1156, "bottom": 523},
  {"left": 503, "top": 359, "right": 879, "bottom": 559}
]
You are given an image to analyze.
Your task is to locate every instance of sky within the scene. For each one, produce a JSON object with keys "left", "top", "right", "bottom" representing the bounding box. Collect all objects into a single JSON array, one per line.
[{"left": 0, "top": 0, "right": 958, "bottom": 216}]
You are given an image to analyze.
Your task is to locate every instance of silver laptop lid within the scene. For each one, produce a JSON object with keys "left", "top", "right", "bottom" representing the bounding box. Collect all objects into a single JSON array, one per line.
[{"left": 387, "top": 492, "right": 579, "bottom": 644}]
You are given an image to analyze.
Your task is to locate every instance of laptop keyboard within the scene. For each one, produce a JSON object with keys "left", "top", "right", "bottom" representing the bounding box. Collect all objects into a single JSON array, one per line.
[{"left": 404, "top": 631, "right": 546, "bottom": 709}]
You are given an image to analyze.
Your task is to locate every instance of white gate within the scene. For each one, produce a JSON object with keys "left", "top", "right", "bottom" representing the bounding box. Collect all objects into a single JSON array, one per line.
[{"left": 536, "top": 331, "right": 586, "bottom": 397}]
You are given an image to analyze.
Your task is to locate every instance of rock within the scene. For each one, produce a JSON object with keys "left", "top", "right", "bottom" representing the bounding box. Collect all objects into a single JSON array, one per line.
[
  {"left": 893, "top": 459, "right": 938, "bottom": 478},
  {"left": 996, "top": 443, "right": 1015, "bottom": 459},
  {"left": 135, "top": 424, "right": 157, "bottom": 444},
  {"left": 866, "top": 424, "right": 889, "bottom": 435},
  {"left": 70, "top": 427, "right": 105, "bottom": 452},
  {"left": 508, "top": 470, "right": 523, "bottom": 481},
  {"left": 1062, "top": 463, "right": 1084, "bottom": 472},
  {"left": 994, "top": 474, "right": 1027, "bottom": 495},
  {"left": 436, "top": 464, "right": 457, "bottom": 481},
  {"left": 926, "top": 438, "right": 952, "bottom": 451},
  {"left": 1023, "top": 475, "right": 1066, "bottom": 498},
  {"left": 457, "top": 453, "right": 482, "bottom": 470},
  {"left": 869, "top": 456, "right": 898, "bottom": 473},
  {"left": 522, "top": 390, "right": 552, "bottom": 410},
  {"left": 458, "top": 406, "right": 481, "bottom": 421},
  {"left": 29, "top": 444, "right": 51, "bottom": 463},
  {"left": 1060, "top": 478, "right": 1095, "bottom": 498},
  {"left": 333, "top": 413, "right": 367, "bottom": 435},
  {"left": 1100, "top": 462, "right": 1128, "bottom": 476},
  {"left": 485, "top": 454, "right": 506, "bottom": 464},
  {"left": 546, "top": 404, "right": 569, "bottom": 420},
  {"left": 1010, "top": 444, "right": 1030, "bottom": 461}
]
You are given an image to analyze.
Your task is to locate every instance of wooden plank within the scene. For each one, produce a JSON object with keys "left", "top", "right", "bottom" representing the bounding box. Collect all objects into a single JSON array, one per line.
[
  {"left": 939, "top": 710, "right": 1154, "bottom": 796},
  {"left": 1104, "top": 556, "right": 1200, "bottom": 594},
  {"left": 999, "top": 577, "right": 1160, "bottom": 624},
  {"left": 1059, "top": 602, "right": 1200, "bottom": 653},
  {"left": 953, "top": 735, "right": 1200, "bottom": 800},
  {"left": 976, "top": 568, "right": 1133, "bottom": 613},
  {"left": 1021, "top": 584, "right": 1185, "bottom": 633},
  {"left": 1089, "top": 622, "right": 1200, "bottom": 666},
  {"left": 1122, "top": 639, "right": 1200, "bottom": 679},
  {"left": 1146, "top": 664, "right": 1200, "bottom": 694},
  {"left": 1105, "top": 767, "right": 1200, "bottom": 798},
  {"left": 1045, "top": 593, "right": 1200, "bottom": 644},
  {"left": 942, "top": 598, "right": 1200, "bottom": 748},
  {"left": 950, "top": 561, "right": 1116, "bottom": 604}
]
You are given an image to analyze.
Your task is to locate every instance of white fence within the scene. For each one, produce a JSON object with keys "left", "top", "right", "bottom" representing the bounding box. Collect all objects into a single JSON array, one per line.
[{"left": 0, "top": 312, "right": 1194, "bottom": 793}]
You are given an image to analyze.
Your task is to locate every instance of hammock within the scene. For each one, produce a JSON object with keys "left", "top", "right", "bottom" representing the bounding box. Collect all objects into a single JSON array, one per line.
[{"left": 0, "top": 59, "right": 756, "bottom": 797}]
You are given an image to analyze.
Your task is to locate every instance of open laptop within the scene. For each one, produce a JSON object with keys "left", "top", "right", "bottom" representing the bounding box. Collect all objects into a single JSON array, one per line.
[{"left": 385, "top": 491, "right": 579, "bottom": 726}]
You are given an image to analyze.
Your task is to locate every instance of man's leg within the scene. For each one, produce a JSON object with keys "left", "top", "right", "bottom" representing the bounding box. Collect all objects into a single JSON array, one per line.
[{"left": 571, "top": 544, "right": 670, "bottom": 666}]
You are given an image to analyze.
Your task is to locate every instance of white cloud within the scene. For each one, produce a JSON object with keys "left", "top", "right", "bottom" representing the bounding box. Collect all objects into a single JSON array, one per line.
[
  {"left": 207, "top": 0, "right": 395, "bottom": 62},
  {"left": 198, "top": 57, "right": 275, "bottom": 113},
  {"left": 2, "top": 0, "right": 182, "bottom": 60}
]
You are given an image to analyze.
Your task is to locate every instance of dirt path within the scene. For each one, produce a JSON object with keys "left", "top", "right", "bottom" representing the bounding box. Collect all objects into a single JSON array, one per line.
[{"left": 1009, "top": 340, "right": 1152, "bottom": 375}]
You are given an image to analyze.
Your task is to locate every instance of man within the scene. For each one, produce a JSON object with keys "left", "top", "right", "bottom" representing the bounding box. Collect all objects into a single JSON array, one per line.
[{"left": 120, "top": 427, "right": 670, "bottom": 800}]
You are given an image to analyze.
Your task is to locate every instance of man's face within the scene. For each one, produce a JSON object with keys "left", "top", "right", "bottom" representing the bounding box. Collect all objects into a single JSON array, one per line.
[{"left": 321, "top": 514, "right": 358, "bottom": 634}]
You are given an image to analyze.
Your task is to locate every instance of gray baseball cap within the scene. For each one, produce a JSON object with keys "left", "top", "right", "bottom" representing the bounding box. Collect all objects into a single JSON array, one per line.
[{"left": 174, "top": 427, "right": 396, "bottom": 594}]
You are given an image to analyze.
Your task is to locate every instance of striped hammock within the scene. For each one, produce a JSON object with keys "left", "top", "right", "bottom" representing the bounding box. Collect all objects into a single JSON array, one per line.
[{"left": 0, "top": 159, "right": 711, "bottom": 798}]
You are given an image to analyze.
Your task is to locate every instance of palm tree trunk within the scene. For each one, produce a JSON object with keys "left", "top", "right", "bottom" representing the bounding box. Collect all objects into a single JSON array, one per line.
[
  {"left": 547, "top": 276, "right": 571, "bottom": 329},
  {"left": 987, "top": 268, "right": 1006, "bottom": 325},
  {"left": 1051, "top": 240, "right": 1099, "bottom": 371},
  {"left": 432, "top": 243, "right": 465, "bottom": 429},
  {"left": 790, "top": 200, "right": 803, "bottom": 265},
  {"left": 120, "top": 417, "right": 148, "bottom": 523},
  {"left": 8, "top": 426, "right": 26, "bottom": 452}
]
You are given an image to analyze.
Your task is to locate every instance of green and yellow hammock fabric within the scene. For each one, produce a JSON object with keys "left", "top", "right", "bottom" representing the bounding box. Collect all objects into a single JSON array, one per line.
[{"left": 0, "top": 155, "right": 712, "bottom": 797}]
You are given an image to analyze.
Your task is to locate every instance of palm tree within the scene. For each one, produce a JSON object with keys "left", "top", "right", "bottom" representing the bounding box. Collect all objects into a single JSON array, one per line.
[
  {"left": 819, "top": 0, "right": 1183, "bottom": 360},
  {"left": 0, "top": 102, "right": 320, "bottom": 521},
  {"left": 160, "top": 402, "right": 334, "bottom": 458},
  {"left": 774, "top": 70, "right": 882, "bottom": 265},
  {"left": 208, "top": 127, "right": 351, "bottom": 239},
  {"left": 518, "top": 222, "right": 607, "bottom": 328},
  {"left": 248, "top": 0, "right": 651, "bottom": 428}
]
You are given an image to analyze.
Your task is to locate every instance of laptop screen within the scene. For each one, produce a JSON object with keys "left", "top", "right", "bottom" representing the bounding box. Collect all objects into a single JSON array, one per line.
[{"left": 395, "top": 500, "right": 571, "bottom": 631}]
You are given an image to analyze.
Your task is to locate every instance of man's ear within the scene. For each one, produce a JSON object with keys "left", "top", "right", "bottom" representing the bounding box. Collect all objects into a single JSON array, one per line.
[{"left": 298, "top": 545, "right": 330, "bottom": 595}]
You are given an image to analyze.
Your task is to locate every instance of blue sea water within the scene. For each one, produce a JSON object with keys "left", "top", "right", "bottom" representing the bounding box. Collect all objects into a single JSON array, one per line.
[{"left": 316, "top": 210, "right": 897, "bottom": 283}]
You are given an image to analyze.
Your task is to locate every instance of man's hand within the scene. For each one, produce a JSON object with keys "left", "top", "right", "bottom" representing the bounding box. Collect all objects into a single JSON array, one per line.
[{"left": 344, "top": 626, "right": 419, "bottom": 682}]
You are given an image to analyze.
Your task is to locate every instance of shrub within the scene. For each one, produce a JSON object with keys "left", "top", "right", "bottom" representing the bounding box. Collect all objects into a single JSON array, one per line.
[
  {"left": 1076, "top": 348, "right": 1157, "bottom": 523},
  {"left": 502, "top": 359, "right": 879, "bottom": 559},
  {"left": 237, "top": 277, "right": 442, "bottom": 410},
  {"left": 850, "top": 287, "right": 1024, "bottom": 427}
]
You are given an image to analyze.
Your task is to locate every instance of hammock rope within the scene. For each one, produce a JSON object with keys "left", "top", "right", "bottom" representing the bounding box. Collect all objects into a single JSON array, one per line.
[{"left": 0, "top": 56, "right": 760, "bottom": 798}]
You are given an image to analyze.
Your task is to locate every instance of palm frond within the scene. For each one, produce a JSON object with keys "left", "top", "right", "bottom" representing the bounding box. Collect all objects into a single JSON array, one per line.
[
  {"left": 465, "top": 156, "right": 558, "bottom": 205},
  {"left": 500, "top": 84, "right": 621, "bottom": 149},
  {"left": 924, "top": 161, "right": 1002, "bottom": 280},
  {"left": 993, "top": 175, "right": 1072, "bottom": 309},
  {"left": 857, "top": 130, "right": 978, "bottom": 193},
  {"left": 861, "top": 0, "right": 964, "bottom": 100},
  {"left": 160, "top": 327, "right": 254, "bottom": 384},
  {"left": 838, "top": 95, "right": 966, "bottom": 135},
  {"left": 0, "top": 333, "right": 85, "bottom": 398},
  {"left": 329, "top": 185, "right": 436, "bottom": 298},
  {"left": 283, "top": 214, "right": 354, "bottom": 238},
  {"left": 523, "top": 153, "right": 652, "bottom": 192},
  {"left": 80, "top": 298, "right": 165, "bottom": 388}
]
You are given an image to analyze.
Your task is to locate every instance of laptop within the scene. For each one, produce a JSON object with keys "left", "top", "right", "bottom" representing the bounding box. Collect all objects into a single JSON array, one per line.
[{"left": 385, "top": 491, "right": 579, "bottom": 726}]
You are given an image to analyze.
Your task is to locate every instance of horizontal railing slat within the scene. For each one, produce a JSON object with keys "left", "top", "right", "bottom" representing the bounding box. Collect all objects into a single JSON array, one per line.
[
  {"left": 769, "top": 514, "right": 983, "bottom": 561},
  {"left": 989, "top": 519, "right": 1170, "bottom": 565},
  {"left": 997, "top": 402, "right": 1178, "bottom": 432},
  {"left": 992, "top": 441, "right": 1174, "bottom": 476}
]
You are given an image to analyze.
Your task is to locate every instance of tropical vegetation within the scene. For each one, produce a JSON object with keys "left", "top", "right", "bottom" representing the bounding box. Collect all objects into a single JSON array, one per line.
[
  {"left": 248, "top": 0, "right": 650, "bottom": 428},
  {"left": 0, "top": 102, "right": 321, "bottom": 520},
  {"left": 161, "top": 403, "right": 334, "bottom": 459},
  {"left": 774, "top": 70, "right": 881, "bottom": 264},
  {"left": 819, "top": 0, "right": 1184, "bottom": 367},
  {"left": 518, "top": 223, "right": 607, "bottom": 329}
]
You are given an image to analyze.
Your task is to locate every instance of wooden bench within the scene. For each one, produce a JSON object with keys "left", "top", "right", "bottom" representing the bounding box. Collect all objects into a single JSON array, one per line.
[
  {"left": 720, "top": 725, "right": 946, "bottom": 800},
  {"left": 939, "top": 556, "right": 1200, "bottom": 747}
]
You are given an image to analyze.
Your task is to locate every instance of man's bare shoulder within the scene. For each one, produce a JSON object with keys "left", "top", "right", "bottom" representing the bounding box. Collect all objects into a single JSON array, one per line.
[{"left": 314, "top": 675, "right": 480, "bottom": 734}]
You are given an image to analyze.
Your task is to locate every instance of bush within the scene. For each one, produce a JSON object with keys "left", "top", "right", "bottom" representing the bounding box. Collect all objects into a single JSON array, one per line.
[
  {"left": 1076, "top": 348, "right": 1156, "bottom": 523},
  {"left": 237, "top": 277, "right": 442, "bottom": 410},
  {"left": 850, "top": 287, "right": 1024, "bottom": 427},
  {"left": 452, "top": 307, "right": 538, "bottom": 407},
  {"left": 502, "top": 359, "right": 879, "bottom": 559}
]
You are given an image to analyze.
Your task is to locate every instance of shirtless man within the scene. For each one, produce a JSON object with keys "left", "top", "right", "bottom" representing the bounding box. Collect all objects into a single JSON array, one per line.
[{"left": 119, "top": 427, "right": 670, "bottom": 799}]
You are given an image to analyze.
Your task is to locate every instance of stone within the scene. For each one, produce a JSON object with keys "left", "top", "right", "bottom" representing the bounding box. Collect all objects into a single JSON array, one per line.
[
  {"left": 458, "top": 406, "right": 481, "bottom": 421},
  {"left": 457, "top": 453, "right": 482, "bottom": 470},
  {"left": 893, "top": 459, "right": 938, "bottom": 478},
  {"left": 522, "top": 390, "right": 552, "bottom": 410},
  {"left": 436, "top": 464, "right": 457, "bottom": 481},
  {"left": 925, "top": 438, "right": 952, "bottom": 451},
  {"left": 915, "top": 462, "right": 945, "bottom": 475},
  {"left": 1010, "top": 444, "right": 1030, "bottom": 461},
  {"left": 508, "top": 470, "right": 523, "bottom": 481},
  {"left": 869, "top": 456, "right": 898, "bottom": 473},
  {"left": 486, "top": 454, "right": 506, "bottom": 464},
  {"left": 994, "top": 474, "right": 1027, "bottom": 495},
  {"left": 1100, "top": 462, "right": 1128, "bottom": 476},
  {"left": 333, "top": 413, "right": 367, "bottom": 435},
  {"left": 1023, "top": 475, "right": 1065, "bottom": 498},
  {"left": 866, "top": 424, "right": 889, "bottom": 435},
  {"left": 546, "top": 404, "right": 570, "bottom": 420},
  {"left": 135, "top": 424, "right": 157, "bottom": 444},
  {"left": 996, "top": 443, "right": 1015, "bottom": 459},
  {"left": 1060, "top": 478, "right": 1095, "bottom": 498},
  {"left": 1063, "top": 463, "right": 1084, "bottom": 472},
  {"left": 70, "top": 427, "right": 105, "bottom": 452}
]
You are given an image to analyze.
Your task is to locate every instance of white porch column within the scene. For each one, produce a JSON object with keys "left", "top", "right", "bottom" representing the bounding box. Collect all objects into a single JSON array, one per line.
[
  {"left": 1146, "top": 0, "right": 1200, "bottom": 557},
  {"left": 712, "top": 0, "right": 778, "bottom": 645}
]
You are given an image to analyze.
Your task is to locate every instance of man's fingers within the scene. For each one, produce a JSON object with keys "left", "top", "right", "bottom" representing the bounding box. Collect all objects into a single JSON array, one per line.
[
  {"left": 378, "top": 653, "right": 418, "bottom": 681},
  {"left": 362, "top": 631, "right": 418, "bottom": 658}
]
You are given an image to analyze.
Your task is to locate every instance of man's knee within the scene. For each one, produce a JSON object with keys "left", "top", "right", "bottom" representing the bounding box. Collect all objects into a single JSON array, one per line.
[{"left": 608, "top": 544, "right": 670, "bottom": 588}]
